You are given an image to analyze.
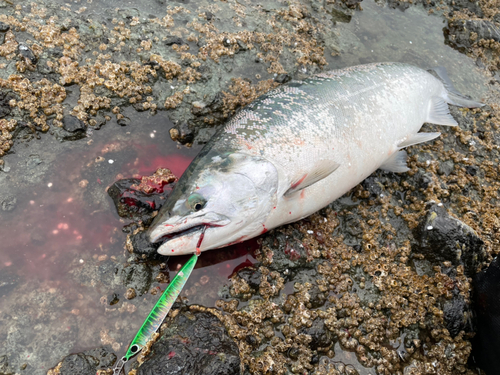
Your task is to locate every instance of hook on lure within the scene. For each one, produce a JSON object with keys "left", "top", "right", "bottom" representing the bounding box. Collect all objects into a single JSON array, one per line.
[{"left": 112, "top": 227, "right": 206, "bottom": 374}]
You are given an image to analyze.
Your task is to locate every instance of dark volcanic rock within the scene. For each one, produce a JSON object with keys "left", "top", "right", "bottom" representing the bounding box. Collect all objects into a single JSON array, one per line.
[
  {"left": 0, "top": 91, "right": 14, "bottom": 119},
  {"left": 62, "top": 115, "right": 86, "bottom": 133},
  {"left": 57, "top": 347, "right": 116, "bottom": 375},
  {"left": 138, "top": 309, "right": 240, "bottom": 375},
  {"left": 120, "top": 262, "right": 153, "bottom": 296},
  {"left": 444, "top": 19, "right": 500, "bottom": 53},
  {"left": 0, "top": 355, "right": 13, "bottom": 375},
  {"left": 443, "top": 293, "right": 469, "bottom": 338},
  {"left": 236, "top": 267, "right": 262, "bottom": 290},
  {"left": 170, "top": 121, "right": 195, "bottom": 144},
  {"left": 107, "top": 178, "right": 172, "bottom": 221},
  {"left": 54, "top": 115, "right": 87, "bottom": 141},
  {"left": 471, "top": 256, "right": 500, "bottom": 374},
  {"left": 129, "top": 230, "right": 160, "bottom": 256},
  {"left": 301, "top": 318, "right": 333, "bottom": 350},
  {"left": 60, "top": 353, "right": 96, "bottom": 375},
  {"left": 0, "top": 22, "right": 9, "bottom": 32},
  {"left": 413, "top": 204, "right": 485, "bottom": 277}
]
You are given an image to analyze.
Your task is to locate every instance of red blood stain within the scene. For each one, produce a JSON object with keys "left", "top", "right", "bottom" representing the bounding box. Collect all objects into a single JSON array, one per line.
[
  {"left": 284, "top": 241, "right": 301, "bottom": 260},
  {"left": 230, "top": 258, "right": 255, "bottom": 277},
  {"left": 167, "top": 351, "right": 176, "bottom": 359},
  {"left": 290, "top": 174, "right": 307, "bottom": 190},
  {"left": 261, "top": 224, "right": 267, "bottom": 234}
]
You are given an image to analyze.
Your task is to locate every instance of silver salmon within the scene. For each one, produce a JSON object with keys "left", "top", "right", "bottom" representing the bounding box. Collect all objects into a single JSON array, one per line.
[{"left": 148, "top": 62, "right": 482, "bottom": 255}]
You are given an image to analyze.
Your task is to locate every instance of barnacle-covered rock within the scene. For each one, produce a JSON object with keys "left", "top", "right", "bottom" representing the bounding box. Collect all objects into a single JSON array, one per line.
[{"left": 413, "top": 203, "right": 486, "bottom": 277}]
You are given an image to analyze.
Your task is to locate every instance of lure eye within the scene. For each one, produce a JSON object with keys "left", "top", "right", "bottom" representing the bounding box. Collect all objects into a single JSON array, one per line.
[
  {"left": 130, "top": 344, "right": 139, "bottom": 353},
  {"left": 187, "top": 193, "right": 206, "bottom": 211}
]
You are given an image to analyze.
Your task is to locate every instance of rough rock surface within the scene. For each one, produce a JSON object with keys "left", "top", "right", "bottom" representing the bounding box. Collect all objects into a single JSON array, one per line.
[
  {"left": 51, "top": 347, "right": 116, "bottom": 375},
  {"left": 137, "top": 308, "right": 240, "bottom": 375},
  {"left": 413, "top": 203, "right": 486, "bottom": 277}
]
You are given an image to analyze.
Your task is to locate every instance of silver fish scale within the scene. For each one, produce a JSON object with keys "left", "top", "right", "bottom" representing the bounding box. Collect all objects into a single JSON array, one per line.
[{"left": 213, "top": 62, "right": 438, "bottom": 181}]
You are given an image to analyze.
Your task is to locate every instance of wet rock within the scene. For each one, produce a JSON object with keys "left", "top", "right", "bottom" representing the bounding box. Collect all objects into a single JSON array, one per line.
[
  {"left": 120, "top": 262, "right": 153, "bottom": 296},
  {"left": 117, "top": 117, "right": 130, "bottom": 126},
  {"left": 0, "top": 196, "right": 16, "bottom": 212},
  {"left": 471, "top": 256, "right": 500, "bottom": 374},
  {"left": 107, "top": 178, "right": 171, "bottom": 221},
  {"left": 169, "top": 122, "right": 194, "bottom": 144},
  {"left": 108, "top": 292, "right": 120, "bottom": 305},
  {"left": 165, "top": 36, "right": 184, "bottom": 46},
  {"left": 138, "top": 309, "right": 240, "bottom": 375},
  {"left": 56, "top": 347, "right": 116, "bottom": 375},
  {"left": 236, "top": 267, "right": 262, "bottom": 290},
  {"left": 413, "top": 204, "right": 485, "bottom": 277},
  {"left": 18, "top": 44, "right": 37, "bottom": 65},
  {"left": 0, "top": 268, "right": 19, "bottom": 298},
  {"left": 0, "top": 91, "right": 14, "bottom": 119},
  {"left": 62, "top": 115, "right": 86, "bottom": 132},
  {"left": 361, "top": 176, "right": 385, "bottom": 199},
  {"left": 443, "top": 293, "right": 469, "bottom": 338},
  {"left": 302, "top": 318, "right": 333, "bottom": 350},
  {"left": 59, "top": 353, "right": 97, "bottom": 375},
  {"left": 129, "top": 230, "right": 160, "bottom": 256},
  {"left": 0, "top": 355, "right": 13, "bottom": 375},
  {"left": 343, "top": 0, "right": 363, "bottom": 9},
  {"left": 54, "top": 115, "right": 87, "bottom": 141},
  {"left": 261, "top": 230, "right": 319, "bottom": 278},
  {"left": 444, "top": 19, "right": 500, "bottom": 53},
  {"left": 386, "top": 0, "right": 410, "bottom": 11},
  {"left": 307, "top": 284, "right": 327, "bottom": 308},
  {"left": 0, "top": 22, "right": 9, "bottom": 32},
  {"left": 274, "top": 73, "right": 292, "bottom": 84}
]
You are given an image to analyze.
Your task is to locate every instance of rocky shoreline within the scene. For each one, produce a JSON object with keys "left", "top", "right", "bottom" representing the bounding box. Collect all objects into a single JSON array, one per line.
[{"left": 1, "top": 0, "right": 500, "bottom": 374}]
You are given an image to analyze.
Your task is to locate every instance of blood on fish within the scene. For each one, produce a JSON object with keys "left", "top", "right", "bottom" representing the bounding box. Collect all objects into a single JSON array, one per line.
[
  {"left": 261, "top": 224, "right": 267, "bottom": 234},
  {"left": 290, "top": 174, "right": 307, "bottom": 189},
  {"left": 196, "top": 226, "right": 207, "bottom": 256}
]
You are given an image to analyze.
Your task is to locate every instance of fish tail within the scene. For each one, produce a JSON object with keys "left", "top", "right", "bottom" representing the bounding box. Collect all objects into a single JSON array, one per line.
[{"left": 428, "top": 66, "right": 484, "bottom": 108}]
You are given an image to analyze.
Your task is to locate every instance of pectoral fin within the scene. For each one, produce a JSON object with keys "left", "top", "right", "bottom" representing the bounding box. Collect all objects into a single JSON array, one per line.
[
  {"left": 285, "top": 160, "right": 340, "bottom": 196},
  {"left": 397, "top": 132, "right": 441, "bottom": 148},
  {"left": 380, "top": 150, "right": 409, "bottom": 173},
  {"left": 427, "top": 97, "right": 458, "bottom": 126}
]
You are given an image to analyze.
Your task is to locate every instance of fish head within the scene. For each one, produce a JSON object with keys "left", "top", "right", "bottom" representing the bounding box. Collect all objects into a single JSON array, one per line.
[{"left": 148, "top": 151, "right": 278, "bottom": 255}]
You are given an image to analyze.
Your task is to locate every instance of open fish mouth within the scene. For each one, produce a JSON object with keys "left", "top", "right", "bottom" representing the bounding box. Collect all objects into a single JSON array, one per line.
[
  {"left": 149, "top": 213, "right": 231, "bottom": 246},
  {"left": 154, "top": 224, "right": 205, "bottom": 245}
]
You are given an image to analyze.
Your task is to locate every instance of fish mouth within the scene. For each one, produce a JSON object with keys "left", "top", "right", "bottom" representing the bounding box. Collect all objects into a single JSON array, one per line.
[
  {"left": 148, "top": 213, "right": 230, "bottom": 246},
  {"left": 154, "top": 224, "right": 205, "bottom": 245}
]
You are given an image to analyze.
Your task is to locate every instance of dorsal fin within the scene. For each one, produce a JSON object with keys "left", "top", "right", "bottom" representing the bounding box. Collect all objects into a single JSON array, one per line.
[{"left": 285, "top": 160, "right": 340, "bottom": 196}]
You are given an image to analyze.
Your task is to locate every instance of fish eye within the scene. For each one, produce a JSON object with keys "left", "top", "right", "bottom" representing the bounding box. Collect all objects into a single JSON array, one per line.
[{"left": 187, "top": 193, "right": 206, "bottom": 211}]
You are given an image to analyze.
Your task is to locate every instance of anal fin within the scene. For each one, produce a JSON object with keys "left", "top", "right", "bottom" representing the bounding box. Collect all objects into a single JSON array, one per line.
[
  {"left": 380, "top": 150, "right": 409, "bottom": 173},
  {"left": 285, "top": 159, "right": 340, "bottom": 196},
  {"left": 427, "top": 97, "right": 458, "bottom": 126},
  {"left": 397, "top": 132, "right": 441, "bottom": 148}
]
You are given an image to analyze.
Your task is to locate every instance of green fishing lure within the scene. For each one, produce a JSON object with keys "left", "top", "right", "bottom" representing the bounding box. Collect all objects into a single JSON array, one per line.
[{"left": 113, "top": 254, "right": 198, "bottom": 374}]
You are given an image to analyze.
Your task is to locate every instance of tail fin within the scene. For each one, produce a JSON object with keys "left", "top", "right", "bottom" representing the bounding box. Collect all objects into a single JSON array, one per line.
[{"left": 428, "top": 66, "right": 484, "bottom": 108}]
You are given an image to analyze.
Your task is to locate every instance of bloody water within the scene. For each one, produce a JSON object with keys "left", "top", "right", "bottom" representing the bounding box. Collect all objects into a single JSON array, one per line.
[{"left": 0, "top": 111, "right": 260, "bottom": 373}]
